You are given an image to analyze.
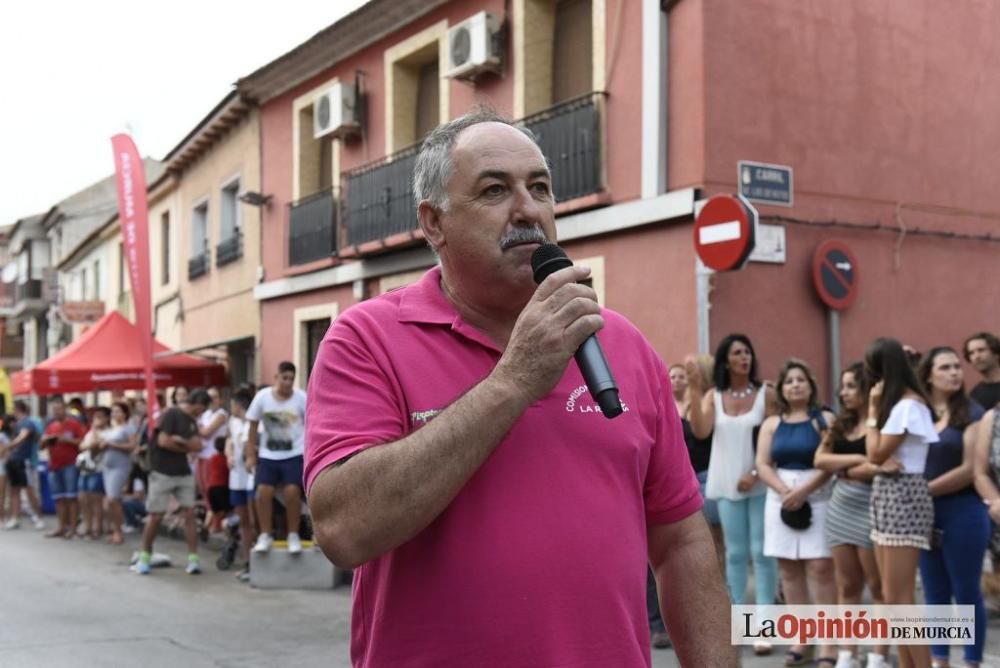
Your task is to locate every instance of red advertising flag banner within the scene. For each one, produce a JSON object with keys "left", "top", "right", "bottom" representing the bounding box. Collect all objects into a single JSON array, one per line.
[{"left": 111, "top": 134, "right": 159, "bottom": 433}]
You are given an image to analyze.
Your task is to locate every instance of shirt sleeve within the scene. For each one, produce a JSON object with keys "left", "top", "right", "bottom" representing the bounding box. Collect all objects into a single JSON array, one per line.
[
  {"left": 156, "top": 408, "right": 180, "bottom": 436},
  {"left": 881, "top": 400, "right": 909, "bottom": 435},
  {"left": 246, "top": 391, "right": 264, "bottom": 423},
  {"left": 643, "top": 356, "right": 704, "bottom": 525},
  {"left": 304, "top": 317, "right": 407, "bottom": 494}
]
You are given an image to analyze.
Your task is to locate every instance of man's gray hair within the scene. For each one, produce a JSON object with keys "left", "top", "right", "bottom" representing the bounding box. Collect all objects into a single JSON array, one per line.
[{"left": 413, "top": 106, "right": 539, "bottom": 212}]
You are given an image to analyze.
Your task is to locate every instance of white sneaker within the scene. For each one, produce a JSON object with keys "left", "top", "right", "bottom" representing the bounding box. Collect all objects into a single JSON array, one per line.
[
  {"left": 287, "top": 532, "right": 302, "bottom": 554},
  {"left": 252, "top": 533, "right": 273, "bottom": 554},
  {"left": 865, "top": 652, "right": 888, "bottom": 668},
  {"left": 3, "top": 518, "right": 19, "bottom": 530},
  {"left": 835, "top": 650, "right": 860, "bottom": 668},
  {"left": 32, "top": 517, "right": 45, "bottom": 530}
]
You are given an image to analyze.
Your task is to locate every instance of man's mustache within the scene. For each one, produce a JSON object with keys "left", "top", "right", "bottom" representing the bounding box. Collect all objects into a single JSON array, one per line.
[{"left": 500, "top": 227, "right": 548, "bottom": 250}]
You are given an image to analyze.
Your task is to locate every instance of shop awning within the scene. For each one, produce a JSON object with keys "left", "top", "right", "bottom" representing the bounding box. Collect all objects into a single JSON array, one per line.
[{"left": 12, "top": 310, "right": 227, "bottom": 395}]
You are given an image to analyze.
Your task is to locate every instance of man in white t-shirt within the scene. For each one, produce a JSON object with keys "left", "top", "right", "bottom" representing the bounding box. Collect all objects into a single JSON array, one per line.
[{"left": 247, "top": 361, "right": 308, "bottom": 554}]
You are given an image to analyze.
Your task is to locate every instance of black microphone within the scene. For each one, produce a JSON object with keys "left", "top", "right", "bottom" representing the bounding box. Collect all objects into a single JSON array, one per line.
[{"left": 531, "top": 243, "right": 623, "bottom": 419}]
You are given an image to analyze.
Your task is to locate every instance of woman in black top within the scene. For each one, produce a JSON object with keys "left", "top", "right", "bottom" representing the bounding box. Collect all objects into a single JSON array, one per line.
[
  {"left": 671, "top": 358, "right": 723, "bottom": 562},
  {"left": 918, "top": 347, "right": 988, "bottom": 668},
  {"left": 815, "top": 363, "right": 888, "bottom": 668}
]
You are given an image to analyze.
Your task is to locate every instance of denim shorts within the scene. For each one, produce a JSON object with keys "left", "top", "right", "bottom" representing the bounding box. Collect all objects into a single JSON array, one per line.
[
  {"left": 79, "top": 471, "right": 106, "bottom": 495},
  {"left": 255, "top": 456, "right": 304, "bottom": 489},
  {"left": 229, "top": 489, "right": 257, "bottom": 507},
  {"left": 697, "top": 469, "right": 721, "bottom": 525},
  {"left": 49, "top": 465, "right": 79, "bottom": 500}
]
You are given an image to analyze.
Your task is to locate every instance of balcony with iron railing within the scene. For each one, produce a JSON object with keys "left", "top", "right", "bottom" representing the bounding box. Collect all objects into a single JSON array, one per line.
[
  {"left": 288, "top": 188, "right": 338, "bottom": 266},
  {"left": 188, "top": 251, "right": 210, "bottom": 280},
  {"left": 521, "top": 91, "right": 605, "bottom": 205},
  {"left": 14, "top": 279, "right": 42, "bottom": 302},
  {"left": 216, "top": 229, "right": 243, "bottom": 267},
  {"left": 6, "top": 278, "right": 48, "bottom": 319},
  {"left": 341, "top": 144, "right": 420, "bottom": 251},
  {"left": 337, "top": 92, "right": 606, "bottom": 256}
]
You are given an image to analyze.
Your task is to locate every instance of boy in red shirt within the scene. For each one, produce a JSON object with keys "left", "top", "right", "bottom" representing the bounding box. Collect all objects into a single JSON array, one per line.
[
  {"left": 206, "top": 437, "right": 231, "bottom": 533},
  {"left": 42, "top": 396, "right": 86, "bottom": 538}
]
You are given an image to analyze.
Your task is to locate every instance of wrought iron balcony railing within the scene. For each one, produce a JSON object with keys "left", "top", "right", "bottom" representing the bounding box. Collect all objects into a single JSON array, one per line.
[
  {"left": 288, "top": 188, "right": 337, "bottom": 266},
  {"left": 188, "top": 251, "right": 210, "bottom": 280},
  {"left": 216, "top": 230, "right": 243, "bottom": 267},
  {"left": 14, "top": 279, "right": 43, "bottom": 302},
  {"left": 521, "top": 92, "right": 604, "bottom": 203},
  {"left": 337, "top": 93, "right": 605, "bottom": 251},
  {"left": 341, "top": 145, "right": 419, "bottom": 248}
]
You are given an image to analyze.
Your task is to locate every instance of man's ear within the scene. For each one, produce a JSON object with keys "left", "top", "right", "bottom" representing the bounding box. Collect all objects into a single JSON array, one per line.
[{"left": 418, "top": 200, "right": 445, "bottom": 251}]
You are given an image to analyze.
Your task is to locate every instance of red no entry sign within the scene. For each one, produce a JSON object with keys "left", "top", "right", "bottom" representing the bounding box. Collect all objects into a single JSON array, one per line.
[
  {"left": 812, "top": 240, "right": 859, "bottom": 310},
  {"left": 694, "top": 194, "right": 758, "bottom": 272}
]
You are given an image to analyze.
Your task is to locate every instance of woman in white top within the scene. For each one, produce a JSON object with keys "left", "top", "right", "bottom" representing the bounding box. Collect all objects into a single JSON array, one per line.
[
  {"left": 865, "top": 337, "right": 938, "bottom": 668},
  {"left": 687, "top": 333, "right": 778, "bottom": 656}
]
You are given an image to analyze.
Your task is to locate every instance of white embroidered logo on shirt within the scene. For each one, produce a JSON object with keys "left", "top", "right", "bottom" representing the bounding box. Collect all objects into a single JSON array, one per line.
[
  {"left": 411, "top": 409, "right": 443, "bottom": 425},
  {"left": 565, "top": 385, "right": 630, "bottom": 415}
]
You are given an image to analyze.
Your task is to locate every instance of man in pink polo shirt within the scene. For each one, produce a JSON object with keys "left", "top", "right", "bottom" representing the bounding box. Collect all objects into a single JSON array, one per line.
[{"left": 305, "top": 108, "right": 734, "bottom": 667}]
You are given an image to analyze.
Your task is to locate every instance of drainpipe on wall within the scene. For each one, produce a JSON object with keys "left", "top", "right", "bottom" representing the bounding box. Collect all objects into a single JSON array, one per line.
[
  {"left": 641, "top": 0, "right": 669, "bottom": 198},
  {"left": 696, "top": 258, "right": 712, "bottom": 355}
]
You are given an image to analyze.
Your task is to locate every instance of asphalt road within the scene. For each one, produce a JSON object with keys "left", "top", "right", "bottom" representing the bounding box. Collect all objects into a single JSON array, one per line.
[
  {"left": 4, "top": 524, "right": 1000, "bottom": 667},
  {"left": 0, "top": 525, "right": 353, "bottom": 667}
]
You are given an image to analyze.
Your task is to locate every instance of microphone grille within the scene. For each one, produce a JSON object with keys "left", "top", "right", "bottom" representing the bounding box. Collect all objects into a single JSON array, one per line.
[{"left": 531, "top": 243, "right": 573, "bottom": 284}]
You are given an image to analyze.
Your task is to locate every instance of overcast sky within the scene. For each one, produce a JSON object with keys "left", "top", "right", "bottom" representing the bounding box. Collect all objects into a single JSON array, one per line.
[{"left": 0, "top": 0, "right": 369, "bottom": 224}]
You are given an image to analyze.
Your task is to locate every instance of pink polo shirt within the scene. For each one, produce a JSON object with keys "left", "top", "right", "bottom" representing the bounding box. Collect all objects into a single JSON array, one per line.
[{"left": 305, "top": 267, "right": 701, "bottom": 668}]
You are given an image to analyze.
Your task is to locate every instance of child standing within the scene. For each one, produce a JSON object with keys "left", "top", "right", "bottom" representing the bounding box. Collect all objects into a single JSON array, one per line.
[
  {"left": 225, "top": 391, "right": 257, "bottom": 572},
  {"left": 206, "top": 437, "right": 231, "bottom": 533}
]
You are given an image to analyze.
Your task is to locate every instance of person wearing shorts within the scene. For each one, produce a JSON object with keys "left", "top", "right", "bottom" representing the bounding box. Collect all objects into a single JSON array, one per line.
[
  {"left": 247, "top": 361, "right": 307, "bottom": 555},
  {"left": 100, "top": 402, "right": 137, "bottom": 544},
  {"left": 135, "top": 396, "right": 205, "bottom": 575},
  {"left": 41, "top": 396, "right": 85, "bottom": 538},
  {"left": 2, "top": 401, "right": 45, "bottom": 531}
]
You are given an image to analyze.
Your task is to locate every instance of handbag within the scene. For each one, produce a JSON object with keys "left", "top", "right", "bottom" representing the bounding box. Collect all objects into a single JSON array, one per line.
[
  {"left": 76, "top": 449, "right": 101, "bottom": 474},
  {"left": 780, "top": 502, "right": 812, "bottom": 530}
]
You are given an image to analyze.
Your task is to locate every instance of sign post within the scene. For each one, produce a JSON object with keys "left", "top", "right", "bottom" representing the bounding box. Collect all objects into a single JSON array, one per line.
[{"left": 812, "top": 240, "right": 860, "bottom": 407}]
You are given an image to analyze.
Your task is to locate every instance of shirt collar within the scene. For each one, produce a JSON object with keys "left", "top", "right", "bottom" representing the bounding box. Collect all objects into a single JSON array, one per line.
[
  {"left": 397, "top": 265, "right": 502, "bottom": 353},
  {"left": 398, "top": 265, "right": 457, "bottom": 325}
]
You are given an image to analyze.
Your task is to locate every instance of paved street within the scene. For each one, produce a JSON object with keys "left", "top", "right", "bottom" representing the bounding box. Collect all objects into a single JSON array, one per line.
[
  {"left": 5, "top": 525, "right": 1000, "bottom": 667},
  {"left": 0, "top": 526, "right": 352, "bottom": 667}
]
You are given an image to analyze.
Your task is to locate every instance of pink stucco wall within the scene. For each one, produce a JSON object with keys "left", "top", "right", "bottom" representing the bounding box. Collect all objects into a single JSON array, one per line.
[
  {"left": 258, "top": 0, "right": 650, "bottom": 379},
  {"left": 698, "top": 0, "right": 1000, "bottom": 401}
]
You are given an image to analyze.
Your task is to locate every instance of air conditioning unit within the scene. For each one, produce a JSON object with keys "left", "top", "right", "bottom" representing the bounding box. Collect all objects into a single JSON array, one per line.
[
  {"left": 446, "top": 12, "right": 502, "bottom": 80},
  {"left": 313, "top": 82, "right": 360, "bottom": 139}
]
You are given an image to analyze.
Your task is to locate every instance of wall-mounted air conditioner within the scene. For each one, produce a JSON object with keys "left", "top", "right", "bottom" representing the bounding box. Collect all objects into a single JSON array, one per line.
[
  {"left": 313, "top": 82, "right": 360, "bottom": 139},
  {"left": 446, "top": 11, "right": 502, "bottom": 80}
]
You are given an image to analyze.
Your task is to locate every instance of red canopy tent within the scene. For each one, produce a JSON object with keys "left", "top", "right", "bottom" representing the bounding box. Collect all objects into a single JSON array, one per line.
[{"left": 12, "top": 311, "right": 226, "bottom": 395}]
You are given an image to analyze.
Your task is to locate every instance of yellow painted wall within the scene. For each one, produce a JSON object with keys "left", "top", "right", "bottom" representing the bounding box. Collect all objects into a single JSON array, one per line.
[{"left": 176, "top": 110, "right": 262, "bottom": 355}]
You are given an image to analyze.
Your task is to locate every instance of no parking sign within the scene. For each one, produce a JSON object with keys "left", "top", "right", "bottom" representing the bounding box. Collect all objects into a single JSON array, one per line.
[{"left": 812, "top": 240, "right": 859, "bottom": 310}]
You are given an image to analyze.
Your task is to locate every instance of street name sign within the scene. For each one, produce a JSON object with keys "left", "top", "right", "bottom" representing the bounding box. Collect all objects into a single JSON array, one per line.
[{"left": 739, "top": 160, "right": 793, "bottom": 207}]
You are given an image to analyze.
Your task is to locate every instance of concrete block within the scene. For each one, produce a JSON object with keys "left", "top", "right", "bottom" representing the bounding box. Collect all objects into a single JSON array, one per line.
[{"left": 250, "top": 542, "right": 337, "bottom": 590}]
